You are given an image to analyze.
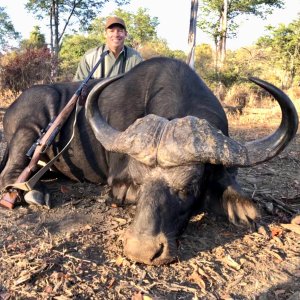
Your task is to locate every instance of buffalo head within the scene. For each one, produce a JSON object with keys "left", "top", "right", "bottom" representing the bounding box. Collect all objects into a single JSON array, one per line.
[{"left": 85, "top": 73, "right": 298, "bottom": 265}]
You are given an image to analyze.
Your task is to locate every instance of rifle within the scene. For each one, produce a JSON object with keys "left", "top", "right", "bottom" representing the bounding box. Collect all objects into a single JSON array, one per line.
[{"left": 0, "top": 50, "right": 109, "bottom": 209}]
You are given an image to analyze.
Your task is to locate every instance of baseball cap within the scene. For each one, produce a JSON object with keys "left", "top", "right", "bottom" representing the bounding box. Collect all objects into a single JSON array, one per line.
[{"left": 105, "top": 16, "right": 126, "bottom": 30}]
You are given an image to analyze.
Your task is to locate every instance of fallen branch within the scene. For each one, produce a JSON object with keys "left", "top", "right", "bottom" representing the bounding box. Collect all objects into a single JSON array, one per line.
[
  {"left": 255, "top": 192, "right": 297, "bottom": 215},
  {"left": 52, "top": 249, "right": 95, "bottom": 264},
  {"left": 280, "top": 223, "right": 300, "bottom": 235}
]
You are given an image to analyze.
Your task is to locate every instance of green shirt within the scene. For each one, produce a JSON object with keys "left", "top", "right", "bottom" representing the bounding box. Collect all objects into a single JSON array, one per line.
[{"left": 73, "top": 45, "right": 143, "bottom": 81}]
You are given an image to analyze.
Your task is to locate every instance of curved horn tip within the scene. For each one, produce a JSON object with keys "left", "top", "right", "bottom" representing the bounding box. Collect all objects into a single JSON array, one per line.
[
  {"left": 248, "top": 76, "right": 267, "bottom": 86},
  {"left": 248, "top": 77, "right": 282, "bottom": 92}
]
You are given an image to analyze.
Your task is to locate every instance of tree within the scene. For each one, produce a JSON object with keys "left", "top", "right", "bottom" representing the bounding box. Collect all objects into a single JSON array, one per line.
[
  {"left": 257, "top": 18, "right": 300, "bottom": 88},
  {"left": 226, "top": 46, "right": 268, "bottom": 79},
  {"left": 198, "top": 0, "right": 284, "bottom": 71},
  {"left": 194, "top": 43, "right": 214, "bottom": 79},
  {"left": 25, "top": 0, "right": 129, "bottom": 77},
  {"left": 0, "top": 6, "right": 20, "bottom": 53},
  {"left": 139, "top": 39, "right": 174, "bottom": 59},
  {"left": 20, "top": 26, "right": 46, "bottom": 49}
]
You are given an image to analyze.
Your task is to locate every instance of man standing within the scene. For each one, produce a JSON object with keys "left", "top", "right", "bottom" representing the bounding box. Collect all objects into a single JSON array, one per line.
[{"left": 73, "top": 16, "right": 143, "bottom": 81}]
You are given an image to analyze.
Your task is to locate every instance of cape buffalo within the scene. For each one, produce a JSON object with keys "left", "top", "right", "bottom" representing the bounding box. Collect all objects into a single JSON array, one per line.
[{"left": 0, "top": 57, "right": 298, "bottom": 265}]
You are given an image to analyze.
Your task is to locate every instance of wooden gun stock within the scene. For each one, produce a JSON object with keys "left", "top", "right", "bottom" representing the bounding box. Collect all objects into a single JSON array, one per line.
[{"left": 0, "top": 191, "right": 20, "bottom": 209}]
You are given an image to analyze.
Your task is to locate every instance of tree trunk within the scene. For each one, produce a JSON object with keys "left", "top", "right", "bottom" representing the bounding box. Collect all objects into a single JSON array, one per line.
[
  {"left": 215, "top": 0, "right": 229, "bottom": 101},
  {"left": 289, "top": 42, "right": 299, "bottom": 87},
  {"left": 49, "top": 0, "right": 59, "bottom": 79},
  {"left": 50, "top": 4, "right": 54, "bottom": 54},
  {"left": 186, "top": 0, "right": 198, "bottom": 69},
  {"left": 221, "top": 0, "right": 229, "bottom": 67},
  {"left": 217, "top": 0, "right": 228, "bottom": 71},
  {"left": 214, "top": 37, "right": 219, "bottom": 74}
]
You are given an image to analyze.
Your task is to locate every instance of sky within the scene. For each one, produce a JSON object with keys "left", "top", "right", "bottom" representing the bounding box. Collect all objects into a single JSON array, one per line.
[{"left": 1, "top": 0, "right": 300, "bottom": 52}]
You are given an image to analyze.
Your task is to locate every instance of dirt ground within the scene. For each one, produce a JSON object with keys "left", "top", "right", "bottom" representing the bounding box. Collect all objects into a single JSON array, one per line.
[{"left": 0, "top": 105, "right": 299, "bottom": 300}]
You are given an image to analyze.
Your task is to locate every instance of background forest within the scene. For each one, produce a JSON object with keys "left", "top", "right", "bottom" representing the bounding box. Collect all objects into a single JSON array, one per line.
[{"left": 0, "top": 0, "right": 299, "bottom": 106}]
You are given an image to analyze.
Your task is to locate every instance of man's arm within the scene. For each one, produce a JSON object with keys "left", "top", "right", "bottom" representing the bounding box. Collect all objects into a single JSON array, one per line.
[{"left": 124, "top": 47, "right": 143, "bottom": 72}]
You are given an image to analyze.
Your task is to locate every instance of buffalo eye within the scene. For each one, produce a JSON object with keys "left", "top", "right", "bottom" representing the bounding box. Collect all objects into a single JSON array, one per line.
[{"left": 178, "top": 190, "right": 188, "bottom": 200}]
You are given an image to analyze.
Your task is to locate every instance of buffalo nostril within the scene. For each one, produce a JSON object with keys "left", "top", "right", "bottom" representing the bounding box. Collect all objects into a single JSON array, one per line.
[{"left": 150, "top": 243, "right": 164, "bottom": 262}]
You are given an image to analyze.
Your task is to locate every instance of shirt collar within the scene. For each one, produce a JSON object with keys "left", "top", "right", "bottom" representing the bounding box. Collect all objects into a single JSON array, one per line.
[{"left": 104, "top": 45, "right": 125, "bottom": 57}]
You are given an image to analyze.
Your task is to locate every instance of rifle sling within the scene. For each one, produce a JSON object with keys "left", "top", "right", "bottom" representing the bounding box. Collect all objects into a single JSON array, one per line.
[{"left": 4, "top": 99, "right": 82, "bottom": 192}]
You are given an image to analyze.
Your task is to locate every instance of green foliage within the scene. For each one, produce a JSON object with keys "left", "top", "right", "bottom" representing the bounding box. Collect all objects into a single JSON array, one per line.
[
  {"left": 20, "top": 26, "right": 46, "bottom": 49},
  {"left": 0, "top": 48, "right": 52, "bottom": 94},
  {"left": 59, "top": 34, "right": 103, "bottom": 79},
  {"left": 139, "top": 39, "right": 175, "bottom": 59},
  {"left": 0, "top": 6, "right": 20, "bottom": 52},
  {"left": 87, "top": 17, "right": 106, "bottom": 40},
  {"left": 138, "top": 40, "right": 186, "bottom": 61},
  {"left": 194, "top": 44, "right": 214, "bottom": 79},
  {"left": 256, "top": 18, "right": 300, "bottom": 88},
  {"left": 171, "top": 50, "right": 186, "bottom": 61},
  {"left": 209, "top": 69, "right": 240, "bottom": 88},
  {"left": 207, "top": 44, "right": 285, "bottom": 91},
  {"left": 226, "top": 47, "right": 268, "bottom": 79}
]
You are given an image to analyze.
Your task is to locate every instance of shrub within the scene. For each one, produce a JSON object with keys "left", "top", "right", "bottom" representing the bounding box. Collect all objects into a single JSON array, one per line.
[
  {"left": 0, "top": 88, "right": 16, "bottom": 108},
  {"left": 224, "top": 84, "right": 250, "bottom": 107},
  {"left": 224, "top": 82, "right": 276, "bottom": 112},
  {"left": 0, "top": 47, "right": 52, "bottom": 95}
]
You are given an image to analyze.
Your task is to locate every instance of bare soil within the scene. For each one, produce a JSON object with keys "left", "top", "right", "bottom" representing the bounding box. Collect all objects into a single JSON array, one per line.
[{"left": 0, "top": 107, "right": 299, "bottom": 300}]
